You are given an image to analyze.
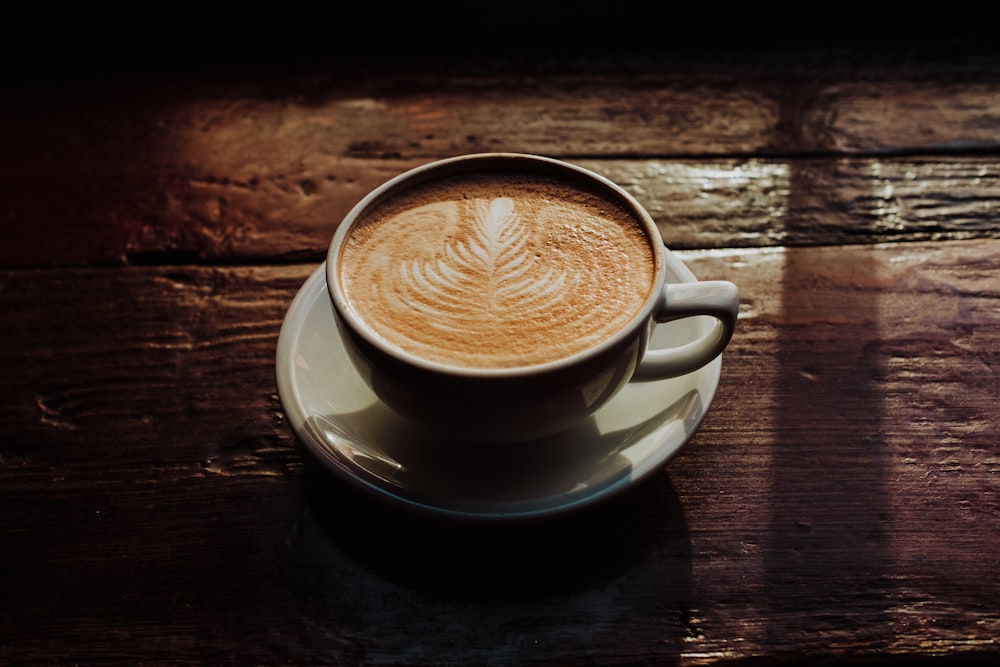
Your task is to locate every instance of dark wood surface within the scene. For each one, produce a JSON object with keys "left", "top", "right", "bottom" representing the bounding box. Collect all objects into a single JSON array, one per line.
[{"left": 3, "top": 34, "right": 999, "bottom": 665}]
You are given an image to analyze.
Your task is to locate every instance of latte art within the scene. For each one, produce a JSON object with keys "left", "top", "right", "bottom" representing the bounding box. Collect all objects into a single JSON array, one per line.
[
  {"left": 400, "top": 197, "right": 576, "bottom": 333},
  {"left": 339, "top": 173, "right": 655, "bottom": 368}
]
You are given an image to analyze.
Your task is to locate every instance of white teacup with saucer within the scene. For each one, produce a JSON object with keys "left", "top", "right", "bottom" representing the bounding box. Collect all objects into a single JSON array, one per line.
[{"left": 275, "top": 249, "right": 723, "bottom": 522}]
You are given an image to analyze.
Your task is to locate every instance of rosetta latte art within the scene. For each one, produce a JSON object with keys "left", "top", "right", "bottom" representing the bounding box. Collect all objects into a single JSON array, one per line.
[
  {"left": 398, "top": 197, "right": 576, "bottom": 334},
  {"left": 340, "top": 177, "right": 654, "bottom": 368}
]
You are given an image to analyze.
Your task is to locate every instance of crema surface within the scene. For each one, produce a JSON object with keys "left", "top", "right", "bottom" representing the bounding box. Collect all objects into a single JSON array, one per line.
[{"left": 338, "top": 172, "right": 656, "bottom": 369}]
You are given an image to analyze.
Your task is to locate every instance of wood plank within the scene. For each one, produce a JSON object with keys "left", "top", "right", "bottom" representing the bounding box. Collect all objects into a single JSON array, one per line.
[
  {"left": 6, "top": 51, "right": 1000, "bottom": 267},
  {"left": 2, "top": 239, "right": 998, "bottom": 662},
  {"left": 5, "top": 151, "right": 1000, "bottom": 267},
  {"left": 673, "top": 240, "right": 1000, "bottom": 660},
  {"left": 12, "top": 46, "right": 1000, "bottom": 160}
]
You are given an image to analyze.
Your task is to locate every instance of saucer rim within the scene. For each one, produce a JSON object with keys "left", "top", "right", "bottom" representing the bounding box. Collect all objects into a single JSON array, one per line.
[{"left": 276, "top": 251, "right": 722, "bottom": 522}]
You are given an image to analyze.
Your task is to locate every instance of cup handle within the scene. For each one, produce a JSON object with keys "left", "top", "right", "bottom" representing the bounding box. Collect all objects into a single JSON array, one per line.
[{"left": 633, "top": 280, "right": 739, "bottom": 380}]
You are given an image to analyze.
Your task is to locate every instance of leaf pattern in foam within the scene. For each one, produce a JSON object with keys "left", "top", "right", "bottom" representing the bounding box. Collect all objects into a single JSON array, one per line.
[{"left": 395, "top": 197, "right": 577, "bottom": 334}]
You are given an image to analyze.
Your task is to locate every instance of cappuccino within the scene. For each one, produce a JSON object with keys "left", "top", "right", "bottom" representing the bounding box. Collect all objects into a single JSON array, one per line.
[{"left": 338, "top": 170, "right": 656, "bottom": 369}]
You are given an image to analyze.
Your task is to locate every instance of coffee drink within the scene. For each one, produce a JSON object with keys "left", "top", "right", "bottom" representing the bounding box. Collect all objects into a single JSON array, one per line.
[
  {"left": 325, "top": 154, "right": 737, "bottom": 442},
  {"left": 337, "top": 170, "right": 656, "bottom": 369}
]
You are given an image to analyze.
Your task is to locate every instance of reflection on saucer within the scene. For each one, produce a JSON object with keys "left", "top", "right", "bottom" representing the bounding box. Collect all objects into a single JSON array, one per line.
[
  {"left": 277, "top": 260, "right": 722, "bottom": 521},
  {"left": 303, "top": 388, "right": 702, "bottom": 517}
]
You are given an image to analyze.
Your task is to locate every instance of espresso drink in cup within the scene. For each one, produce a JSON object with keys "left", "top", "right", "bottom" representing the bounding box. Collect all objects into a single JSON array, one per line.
[
  {"left": 338, "top": 170, "right": 656, "bottom": 369},
  {"left": 329, "top": 153, "right": 737, "bottom": 442}
]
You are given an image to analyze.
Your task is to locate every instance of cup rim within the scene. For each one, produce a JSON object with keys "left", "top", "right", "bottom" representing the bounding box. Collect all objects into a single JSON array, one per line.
[{"left": 326, "top": 152, "right": 666, "bottom": 378}]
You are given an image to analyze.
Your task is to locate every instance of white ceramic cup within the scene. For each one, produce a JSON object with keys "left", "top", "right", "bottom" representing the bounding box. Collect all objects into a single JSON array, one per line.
[{"left": 326, "top": 153, "right": 738, "bottom": 442}]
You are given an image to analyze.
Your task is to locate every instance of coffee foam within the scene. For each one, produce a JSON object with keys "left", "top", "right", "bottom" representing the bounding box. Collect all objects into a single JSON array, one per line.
[{"left": 338, "top": 172, "right": 655, "bottom": 368}]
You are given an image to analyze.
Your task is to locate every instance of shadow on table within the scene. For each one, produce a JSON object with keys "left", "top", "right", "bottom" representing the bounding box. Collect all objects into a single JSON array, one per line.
[
  {"left": 302, "top": 456, "right": 693, "bottom": 662},
  {"left": 763, "top": 157, "right": 894, "bottom": 644},
  {"left": 306, "top": 457, "right": 691, "bottom": 598}
]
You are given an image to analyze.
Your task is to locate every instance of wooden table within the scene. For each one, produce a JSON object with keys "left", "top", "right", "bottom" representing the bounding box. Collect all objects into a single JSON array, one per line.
[{"left": 3, "top": 35, "right": 998, "bottom": 665}]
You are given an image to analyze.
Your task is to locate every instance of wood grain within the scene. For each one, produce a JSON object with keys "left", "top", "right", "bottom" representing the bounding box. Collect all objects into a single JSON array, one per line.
[
  {"left": 3, "top": 239, "right": 997, "bottom": 663},
  {"left": 674, "top": 240, "right": 1000, "bottom": 661},
  {"left": 4, "top": 44, "right": 999, "bottom": 665},
  {"left": 6, "top": 51, "right": 1000, "bottom": 268}
]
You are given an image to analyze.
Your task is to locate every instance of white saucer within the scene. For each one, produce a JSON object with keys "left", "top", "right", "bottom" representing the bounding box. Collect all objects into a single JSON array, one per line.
[{"left": 276, "top": 252, "right": 722, "bottom": 522}]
